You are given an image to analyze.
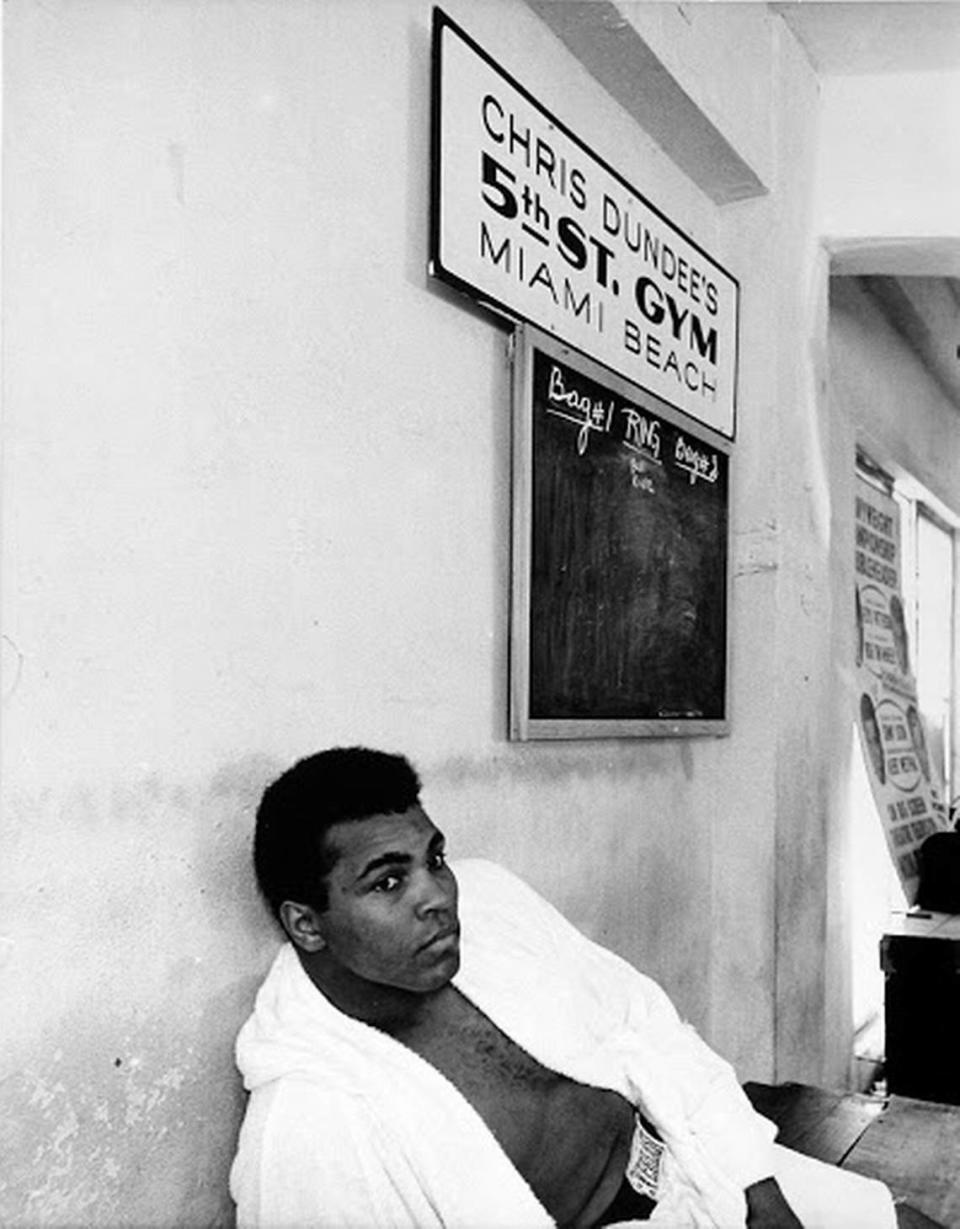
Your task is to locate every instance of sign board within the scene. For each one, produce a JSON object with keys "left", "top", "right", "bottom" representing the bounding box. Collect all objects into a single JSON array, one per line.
[
  {"left": 511, "top": 326, "right": 731, "bottom": 740},
  {"left": 854, "top": 475, "right": 950, "bottom": 903},
  {"left": 430, "top": 8, "right": 740, "bottom": 439}
]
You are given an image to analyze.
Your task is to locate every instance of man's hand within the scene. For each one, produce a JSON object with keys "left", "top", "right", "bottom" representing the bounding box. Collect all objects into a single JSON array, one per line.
[{"left": 745, "top": 1177, "right": 804, "bottom": 1228}]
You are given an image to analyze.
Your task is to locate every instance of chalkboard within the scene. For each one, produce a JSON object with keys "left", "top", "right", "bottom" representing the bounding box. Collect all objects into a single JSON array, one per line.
[{"left": 510, "top": 327, "right": 731, "bottom": 739}]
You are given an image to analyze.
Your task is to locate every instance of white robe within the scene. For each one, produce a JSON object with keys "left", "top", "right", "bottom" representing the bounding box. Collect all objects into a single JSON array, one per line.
[{"left": 230, "top": 859, "right": 896, "bottom": 1228}]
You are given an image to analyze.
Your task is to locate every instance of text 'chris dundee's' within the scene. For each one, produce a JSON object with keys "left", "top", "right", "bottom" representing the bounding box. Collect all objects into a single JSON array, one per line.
[{"left": 474, "top": 94, "right": 722, "bottom": 404}]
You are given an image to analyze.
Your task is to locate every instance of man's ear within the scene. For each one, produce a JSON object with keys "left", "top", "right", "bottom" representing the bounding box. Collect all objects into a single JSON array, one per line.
[{"left": 279, "top": 900, "right": 327, "bottom": 953}]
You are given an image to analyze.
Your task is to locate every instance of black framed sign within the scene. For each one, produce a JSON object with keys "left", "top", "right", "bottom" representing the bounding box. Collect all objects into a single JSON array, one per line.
[
  {"left": 430, "top": 7, "right": 739, "bottom": 440},
  {"left": 510, "top": 326, "right": 731, "bottom": 740}
]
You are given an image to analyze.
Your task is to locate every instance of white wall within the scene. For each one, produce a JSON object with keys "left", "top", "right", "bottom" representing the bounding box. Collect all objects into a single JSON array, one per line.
[
  {"left": 0, "top": 0, "right": 885, "bottom": 1222},
  {"left": 818, "top": 68, "right": 960, "bottom": 270},
  {"left": 830, "top": 280, "right": 960, "bottom": 509}
]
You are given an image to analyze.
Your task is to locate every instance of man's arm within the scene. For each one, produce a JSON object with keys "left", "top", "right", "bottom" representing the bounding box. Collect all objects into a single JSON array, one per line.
[
  {"left": 747, "top": 1170, "right": 950, "bottom": 1229},
  {"left": 746, "top": 1176, "right": 948, "bottom": 1228},
  {"left": 745, "top": 1177, "right": 804, "bottom": 1227}
]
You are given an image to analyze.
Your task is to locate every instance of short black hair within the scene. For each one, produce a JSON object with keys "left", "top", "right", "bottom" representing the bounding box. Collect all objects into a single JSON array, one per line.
[{"left": 253, "top": 746, "right": 422, "bottom": 920}]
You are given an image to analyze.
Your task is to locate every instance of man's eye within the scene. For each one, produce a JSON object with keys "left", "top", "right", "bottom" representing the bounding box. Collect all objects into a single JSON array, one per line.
[
  {"left": 371, "top": 874, "right": 402, "bottom": 893},
  {"left": 430, "top": 849, "right": 447, "bottom": 870}
]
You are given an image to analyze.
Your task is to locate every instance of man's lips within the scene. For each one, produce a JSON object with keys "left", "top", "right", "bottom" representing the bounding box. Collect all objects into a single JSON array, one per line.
[{"left": 418, "top": 923, "right": 460, "bottom": 952}]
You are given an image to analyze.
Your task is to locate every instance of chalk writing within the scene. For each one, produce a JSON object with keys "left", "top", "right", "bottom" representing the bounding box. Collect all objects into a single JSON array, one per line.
[
  {"left": 629, "top": 457, "right": 655, "bottom": 493},
  {"left": 545, "top": 363, "right": 613, "bottom": 454},
  {"left": 620, "top": 406, "right": 661, "bottom": 464},
  {"left": 674, "top": 435, "right": 719, "bottom": 485}
]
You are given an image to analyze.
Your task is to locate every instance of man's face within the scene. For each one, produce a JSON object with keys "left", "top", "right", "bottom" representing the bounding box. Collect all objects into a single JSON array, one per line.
[{"left": 315, "top": 805, "right": 460, "bottom": 994}]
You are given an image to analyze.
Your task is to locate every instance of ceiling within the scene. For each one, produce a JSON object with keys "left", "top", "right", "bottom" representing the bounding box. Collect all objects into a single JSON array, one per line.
[
  {"left": 856, "top": 276, "right": 960, "bottom": 409},
  {"left": 767, "top": 2, "right": 960, "bottom": 407},
  {"left": 770, "top": 1, "right": 960, "bottom": 75}
]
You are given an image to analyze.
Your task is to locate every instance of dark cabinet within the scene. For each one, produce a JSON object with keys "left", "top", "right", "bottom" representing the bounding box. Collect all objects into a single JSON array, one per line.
[{"left": 881, "top": 915, "right": 960, "bottom": 1105}]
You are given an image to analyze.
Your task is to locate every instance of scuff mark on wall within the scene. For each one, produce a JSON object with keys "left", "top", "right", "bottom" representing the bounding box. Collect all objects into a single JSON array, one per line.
[
  {"left": 3, "top": 984, "right": 256, "bottom": 1227},
  {"left": 732, "top": 518, "right": 780, "bottom": 577}
]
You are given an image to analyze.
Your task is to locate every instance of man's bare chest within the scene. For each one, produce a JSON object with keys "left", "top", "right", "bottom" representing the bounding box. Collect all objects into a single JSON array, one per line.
[
  {"left": 399, "top": 985, "right": 562, "bottom": 1105},
  {"left": 392, "top": 987, "right": 634, "bottom": 1225}
]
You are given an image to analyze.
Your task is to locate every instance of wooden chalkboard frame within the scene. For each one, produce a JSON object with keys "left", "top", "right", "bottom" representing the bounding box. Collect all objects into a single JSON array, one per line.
[{"left": 510, "top": 326, "right": 732, "bottom": 741}]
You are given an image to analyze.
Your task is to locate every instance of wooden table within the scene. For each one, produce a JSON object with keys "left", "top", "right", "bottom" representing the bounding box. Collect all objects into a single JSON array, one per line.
[{"left": 744, "top": 1081, "right": 960, "bottom": 1227}]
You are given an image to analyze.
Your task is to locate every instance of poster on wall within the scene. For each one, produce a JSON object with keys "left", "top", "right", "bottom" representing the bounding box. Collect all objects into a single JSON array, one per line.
[
  {"left": 854, "top": 474, "right": 949, "bottom": 903},
  {"left": 429, "top": 8, "right": 740, "bottom": 440},
  {"left": 510, "top": 325, "right": 730, "bottom": 740}
]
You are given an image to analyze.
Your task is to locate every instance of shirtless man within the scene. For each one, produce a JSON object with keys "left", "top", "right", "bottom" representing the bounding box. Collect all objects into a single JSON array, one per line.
[{"left": 230, "top": 747, "right": 930, "bottom": 1228}]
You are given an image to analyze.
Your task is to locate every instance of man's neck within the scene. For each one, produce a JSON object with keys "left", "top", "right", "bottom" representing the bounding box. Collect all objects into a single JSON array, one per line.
[{"left": 296, "top": 947, "right": 450, "bottom": 1034}]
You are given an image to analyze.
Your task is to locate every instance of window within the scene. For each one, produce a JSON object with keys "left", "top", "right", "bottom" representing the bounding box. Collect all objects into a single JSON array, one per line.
[{"left": 909, "top": 504, "right": 956, "bottom": 816}]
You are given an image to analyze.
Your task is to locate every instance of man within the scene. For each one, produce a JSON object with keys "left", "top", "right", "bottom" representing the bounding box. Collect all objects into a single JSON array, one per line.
[{"left": 230, "top": 747, "right": 928, "bottom": 1228}]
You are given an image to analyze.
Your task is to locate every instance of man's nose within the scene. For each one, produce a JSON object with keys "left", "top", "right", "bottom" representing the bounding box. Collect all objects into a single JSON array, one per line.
[{"left": 413, "top": 869, "right": 453, "bottom": 917}]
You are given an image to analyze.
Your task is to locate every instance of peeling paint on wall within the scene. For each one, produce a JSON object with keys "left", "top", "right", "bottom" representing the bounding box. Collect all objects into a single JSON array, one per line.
[{"left": 0, "top": 766, "right": 278, "bottom": 1228}]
